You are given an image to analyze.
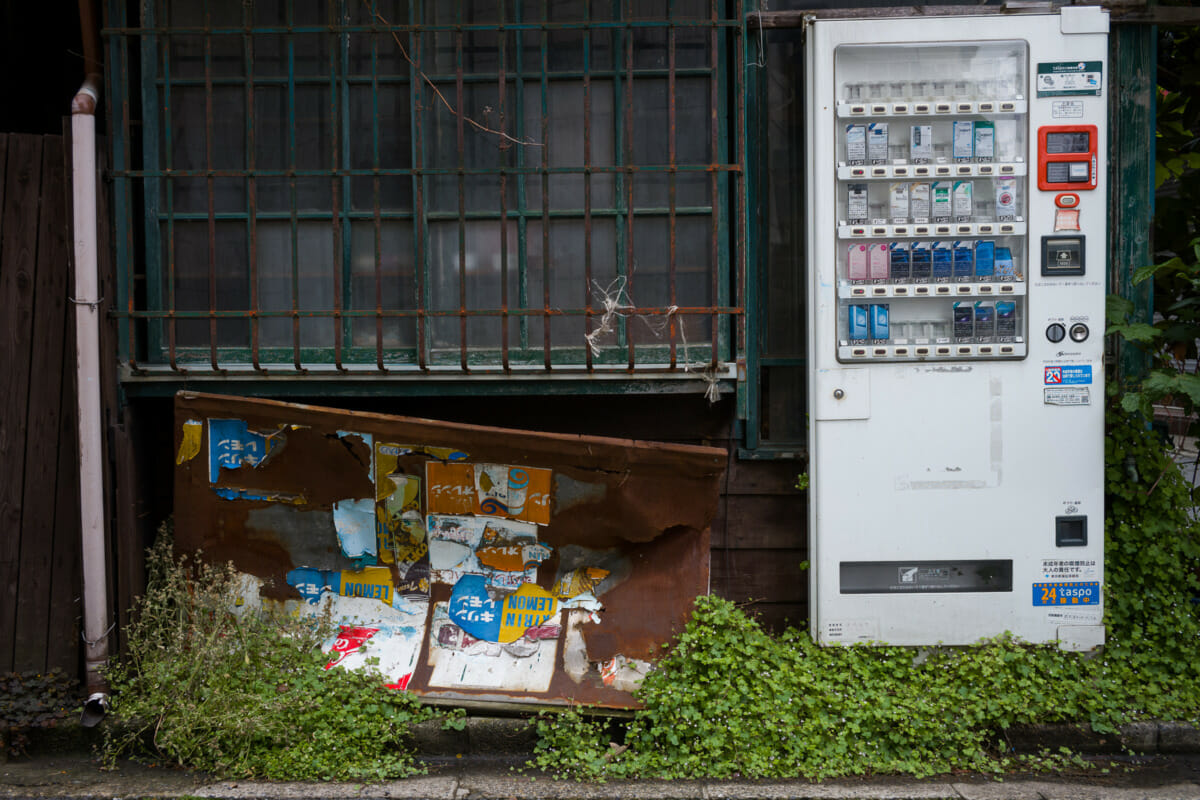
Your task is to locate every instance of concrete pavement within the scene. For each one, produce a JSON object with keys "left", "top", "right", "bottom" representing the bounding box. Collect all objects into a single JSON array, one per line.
[{"left": 4, "top": 751, "right": 1200, "bottom": 799}]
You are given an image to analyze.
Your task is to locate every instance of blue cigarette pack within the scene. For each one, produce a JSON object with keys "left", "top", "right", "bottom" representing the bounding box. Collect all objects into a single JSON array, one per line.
[
  {"left": 996, "top": 300, "right": 1017, "bottom": 338},
  {"left": 848, "top": 304, "right": 869, "bottom": 341},
  {"left": 953, "top": 241, "right": 974, "bottom": 279},
  {"left": 975, "top": 241, "right": 995, "bottom": 278},
  {"left": 995, "top": 247, "right": 1015, "bottom": 280},
  {"left": 973, "top": 301, "right": 995, "bottom": 340},
  {"left": 889, "top": 242, "right": 910, "bottom": 281},
  {"left": 870, "top": 304, "right": 890, "bottom": 340},
  {"left": 910, "top": 241, "right": 932, "bottom": 280},
  {"left": 953, "top": 302, "right": 974, "bottom": 340},
  {"left": 932, "top": 242, "right": 953, "bottom": 280}
]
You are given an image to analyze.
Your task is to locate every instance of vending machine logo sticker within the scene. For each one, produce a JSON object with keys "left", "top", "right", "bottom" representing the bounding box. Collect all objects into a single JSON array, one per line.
[
  {"left": 1032, "top": 581, "right": 1100, "bottom": 607},
  {"left": 1037, "top": 61, "right": 1103, "bottom": 97},
  {"left": 1045, "top": 365, "right": 1091, "bottom": 385}
]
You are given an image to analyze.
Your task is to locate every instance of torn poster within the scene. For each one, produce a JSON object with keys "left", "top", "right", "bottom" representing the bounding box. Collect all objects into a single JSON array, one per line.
[
  {"left": 208, "top": 418, "right": 280, "bottom": 500},
  {"left": 333, "top": 498, "right": 377, "bottom": 561},
  {"left": 324, "top": 624, "right": 423, "bottom": 690},
  {"left": 475, "top": 464, "right": 553, "bottom": 525},
  {"left": 176, "top": 419, "right": 203, "bottom": 465},
  {"left": 426, "top": 602, "right": 558, "bottom": 692},
  {"left": 448, "top": 574, "right": 560, "bottom": 643},
  {"left": 286, "top": 565, "right": 427, "bottom": 610},
  {"left": 427, "top": 514, "right": 546, "bottom": 588}
]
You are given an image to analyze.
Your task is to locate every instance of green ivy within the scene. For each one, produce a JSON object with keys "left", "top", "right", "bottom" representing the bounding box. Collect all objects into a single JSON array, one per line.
[
  {"left": 104, "top": 528, "right": 462, "bottom": 780},
  {"left": 531, "top": 401, "right": 1200, "bottom": 780}
]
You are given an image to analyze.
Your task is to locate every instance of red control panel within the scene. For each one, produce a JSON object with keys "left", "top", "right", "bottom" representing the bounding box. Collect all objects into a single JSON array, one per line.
[{"left": 1037, "top": 125, "right": 1098, "bottom": 192}]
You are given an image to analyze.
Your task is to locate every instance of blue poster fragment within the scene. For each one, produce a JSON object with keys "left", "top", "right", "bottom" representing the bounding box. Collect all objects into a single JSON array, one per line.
[
  {"left": 209, "top": 418, "right": 275, "bottom": 500},
  {"left": 333, "top": 497, "right": 378, "bottom": 562}
]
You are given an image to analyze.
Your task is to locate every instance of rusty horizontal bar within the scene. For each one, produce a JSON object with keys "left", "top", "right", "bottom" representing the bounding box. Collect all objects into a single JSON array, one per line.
[
  {"left": 115, "top": 305, "right": 743, "bottom": 320},
  {"left": 117, "top": 164, "right": 741, "bottom": 179},
  {"left": 104, "top": 20, "right": 741, "bottom": 37},
  {"left": 152, "top": 67, "right": 717, "bottom": 88}
]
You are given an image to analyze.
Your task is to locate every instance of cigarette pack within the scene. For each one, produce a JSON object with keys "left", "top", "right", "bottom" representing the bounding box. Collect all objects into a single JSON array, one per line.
[
  {"left": 932, "top": 182, "right": 952, "bottom": 220},
  {"left": 910, "top": 182, "right": 930, "bottom": 219},
  {"left": 870, "top": 304, "right": 890, "bottom": 340},
  {"left": 973, "top": 302, "right": 995, "bottom": 340},
  {"left": 889, "top": 242, "right": 910, "bottom": 281},
  {"left": 868, "top": 123, "right": 889, "bottom": 163},
  {"left": 910, "top": 241, "right": 932, "bottom": 280},
  {"left": 953, "top": 181, "right": 973, "bottom": 220},
  {"left": 868, "top": 243, "right": 890, "bottom": 281},
  {"left": 953, "top": 120, "right": 974, "bottom": 160},
  {"left": 995, "top": 177, "right": 1017, "bottom": 220},
  {"left": 848, "top": 244, "right": 868, "bottom": 281},
  {"left": 910, "top": 125, "right": 932, "bottom": 162},
  {"left": 974, "top": 240, "right": 995, "bottom": 278},
  {"left": 846, "top": 124, "right": 867, "bottom": 164},
  {"left": 889, "top": 182, "right": 909, "bottom": 219},
  {"left": 848, "top": 183, "right": 869, "bottom": 221},
  {"left": 995, "top": 247, "right": 1015, "bottom": 279},
  {"left": 932, "top": 241, "right": 953, "bottom": 280},
  {"left": 995, "top": 300, "right": 1017, "bottom": 339},
  {"left": 953, "top": 302, "right": 974, "bottom": 341},
  {"left": 848, "top": 304, "right": 869, "bottom": 341},
  {"left": 973, "top": 121, "right": 994, "bottom": 161},
  {"left": 953, "top": 241, "right": 974, "bottom": 280}
]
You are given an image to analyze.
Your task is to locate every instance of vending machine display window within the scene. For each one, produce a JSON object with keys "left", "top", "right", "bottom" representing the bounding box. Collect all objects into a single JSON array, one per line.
[{"left": 832, "top": 41, "right": 1029, "bottom": 363}]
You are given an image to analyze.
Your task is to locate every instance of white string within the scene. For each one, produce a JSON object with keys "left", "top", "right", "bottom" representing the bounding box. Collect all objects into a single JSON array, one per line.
[
  {"left": 585, "top": 276, "right": 635, "bottom": 357},
  {"left": 585, "top": 279, "right": 723, "bottom": 405}
]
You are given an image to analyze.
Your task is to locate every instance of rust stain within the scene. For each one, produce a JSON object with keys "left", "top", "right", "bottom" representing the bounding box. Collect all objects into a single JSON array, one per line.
[{"left": 174, "top": 391, "right": 725, "bottom": 710}]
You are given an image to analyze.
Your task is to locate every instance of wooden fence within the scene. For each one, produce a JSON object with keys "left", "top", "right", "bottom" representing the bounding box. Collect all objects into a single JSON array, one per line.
[{"left": 0, "top": 132, "right": 82, "bottom": 675}]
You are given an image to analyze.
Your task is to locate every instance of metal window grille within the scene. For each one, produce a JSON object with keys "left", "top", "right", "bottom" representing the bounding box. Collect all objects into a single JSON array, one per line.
[{"left": 104, "top": 0, "right": 745, "bottom": 380}]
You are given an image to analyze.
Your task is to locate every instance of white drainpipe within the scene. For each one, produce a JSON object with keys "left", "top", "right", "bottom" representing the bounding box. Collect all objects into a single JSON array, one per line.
[{"left": 71, "top": 75, "right": 110, "bottom": 721}]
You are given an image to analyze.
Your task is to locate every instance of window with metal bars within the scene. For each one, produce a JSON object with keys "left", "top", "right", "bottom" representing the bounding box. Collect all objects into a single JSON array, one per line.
[{"left": 106, "top": 0, "right": 745, "bottom": 378}]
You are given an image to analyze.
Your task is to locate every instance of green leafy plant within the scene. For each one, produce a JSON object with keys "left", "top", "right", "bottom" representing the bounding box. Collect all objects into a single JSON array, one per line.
[
  {"left": 531, "top": 401, "right": 1200, "bottom": 781},
  {"left": 104, "top": 527, "right": 458, "bottom": 780}
]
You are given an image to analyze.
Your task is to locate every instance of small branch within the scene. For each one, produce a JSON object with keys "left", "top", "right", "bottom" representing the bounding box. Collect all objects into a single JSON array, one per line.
[{"left": 361, "top": 2, "right": 543, "bottom": 149}]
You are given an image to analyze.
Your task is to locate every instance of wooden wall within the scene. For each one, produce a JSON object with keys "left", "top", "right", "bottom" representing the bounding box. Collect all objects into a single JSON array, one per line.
[{"left": 0, "top": 133, "right": 82, "bottom": 674}]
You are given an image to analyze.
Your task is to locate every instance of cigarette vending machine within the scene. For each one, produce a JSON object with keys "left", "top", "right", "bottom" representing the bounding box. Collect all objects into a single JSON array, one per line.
[{"left": 806, "top": 8, "right": 1108, "bottom": 648}]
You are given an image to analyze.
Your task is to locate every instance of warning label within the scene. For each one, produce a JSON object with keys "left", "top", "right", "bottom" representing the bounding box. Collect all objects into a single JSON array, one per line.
[
  {"left": 1045, "top": 387, "right": 1090, "bottom": 406},
  {"left": 1041, "top": 558, "right": 1099, "bottom": 581}
]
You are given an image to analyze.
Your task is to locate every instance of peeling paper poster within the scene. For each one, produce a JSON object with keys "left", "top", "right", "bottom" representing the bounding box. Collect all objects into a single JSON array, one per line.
[
  {"left": 324, "top": 624, "right": 422, "bottom": 691},
  {"left": 426, "top": 462, "right": 552, "bottom": 524},
  {"left": 426, "top": 462, "right": 477, "bottom": 516},
  {"left": 333, "top": 498, "right": 378, "bottom": 561},
  {"left": 287, "top": 565, "right": 426, "bottom": 608},
  {"left": 426, "top": 603, "right": 558, "bottom": 692},
  {"left": 427, "top": 514, "right": 547, "bottom": 587},
  {"left": 449, "top": 574, "right": 560, "bottom": 644},
  {"left": 208, "top": 419, "right": 280, "bottom": 501},
  {"left": 176, "top": 419, "right": 203, "bottom": 465},
  {"left": 475, "top": 464, "right": 552, "bottom": 525}
]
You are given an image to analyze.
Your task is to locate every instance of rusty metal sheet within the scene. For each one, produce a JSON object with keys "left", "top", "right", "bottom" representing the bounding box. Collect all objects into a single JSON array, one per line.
[{"left": 173, "top": 391, "right": 725, "bottom": 710}]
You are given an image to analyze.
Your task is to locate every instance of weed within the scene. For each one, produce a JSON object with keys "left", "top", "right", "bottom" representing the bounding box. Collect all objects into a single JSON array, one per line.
[{"left": 104, "top": 528, "right": 457, "bottom": 780}]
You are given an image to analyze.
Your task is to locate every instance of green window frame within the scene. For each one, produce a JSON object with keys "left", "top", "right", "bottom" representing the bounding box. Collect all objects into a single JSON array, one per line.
[{"left": 105, "top": 0, "right": 745, "bottom": 384}]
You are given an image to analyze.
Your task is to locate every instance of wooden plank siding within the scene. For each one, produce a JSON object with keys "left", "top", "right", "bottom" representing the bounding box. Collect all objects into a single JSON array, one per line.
[{"left": 0, "top": 132, "right": 81, "bottom": 674}]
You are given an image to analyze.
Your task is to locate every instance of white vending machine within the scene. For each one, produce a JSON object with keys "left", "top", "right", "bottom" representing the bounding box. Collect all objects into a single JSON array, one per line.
[{"left": 806, "top": 8, "right": 1109, "bottom": 648}]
